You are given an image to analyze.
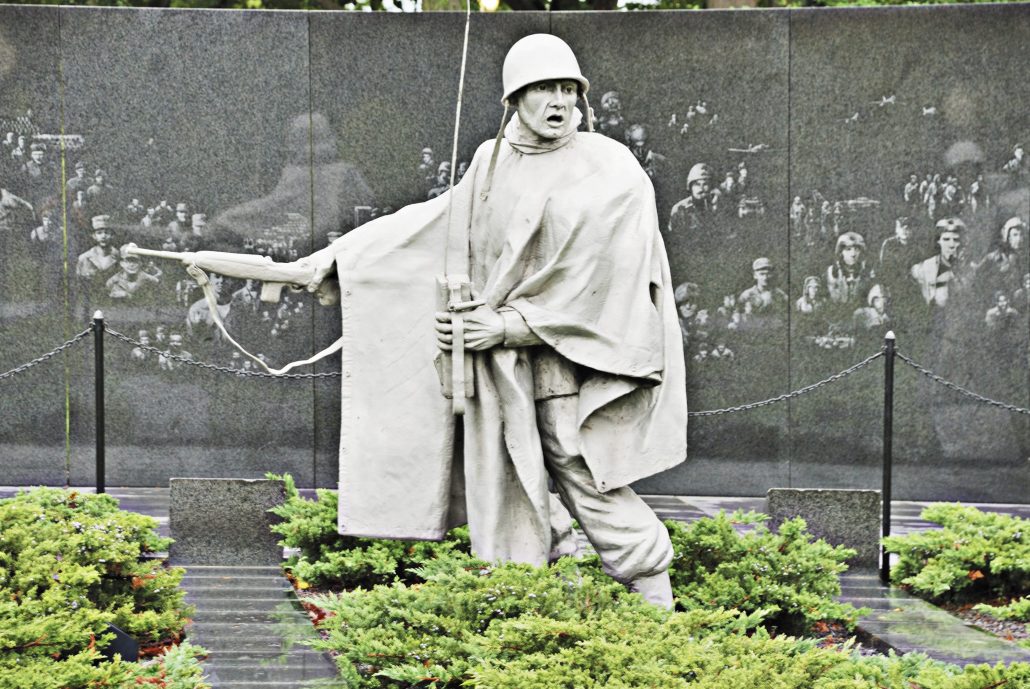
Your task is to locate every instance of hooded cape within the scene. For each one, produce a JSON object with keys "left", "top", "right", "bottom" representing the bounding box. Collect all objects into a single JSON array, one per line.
[{"left": 325, "top": 128, "right": 687, "bottom": 562}]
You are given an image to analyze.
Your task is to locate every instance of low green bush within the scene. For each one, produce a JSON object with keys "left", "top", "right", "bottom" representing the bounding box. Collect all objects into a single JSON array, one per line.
[
  {"left": 310, "top": 558, "right": 1030, "bottom": 688},
  {"left": 269, "top": 476, "right": 860, "bottom": 633},
  {"left": 974, "top": 597, "right": 1030, "bottom": 623},
  {"left": 665, "top": 510, "right": 861, "bottom": 634},
  {"left": 882, "top": 503, "right": 1030, "bottom": 603},
  {"left": 267, "top": 472, "right": 471, "bottom": 590},
  {"left": 0, "top": 487, "right": 209, "bottom": 689}
]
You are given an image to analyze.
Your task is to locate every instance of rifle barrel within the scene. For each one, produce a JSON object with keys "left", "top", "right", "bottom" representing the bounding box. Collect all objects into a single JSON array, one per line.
[{"left": 123, "top": 244, "right": 194, "bottom": 262}]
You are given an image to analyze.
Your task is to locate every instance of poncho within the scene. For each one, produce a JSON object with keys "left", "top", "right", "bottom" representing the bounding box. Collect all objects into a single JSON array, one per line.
[{"left": 319, "top": 124, "right": 687, "bottom": 563}]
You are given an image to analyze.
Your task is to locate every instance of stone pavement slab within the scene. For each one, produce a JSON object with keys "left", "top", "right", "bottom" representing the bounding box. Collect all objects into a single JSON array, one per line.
[
  {"left": 839, "top": 573, "right": 1030, "bottom": 667},
  {"left": 181, "top": 565, "right": 340, "bottom": 689}
]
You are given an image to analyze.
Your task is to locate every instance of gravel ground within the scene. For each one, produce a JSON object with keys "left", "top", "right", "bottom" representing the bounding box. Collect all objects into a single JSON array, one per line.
[{"left": 941, "top": 601, "right": 1028, "bottom": 644}]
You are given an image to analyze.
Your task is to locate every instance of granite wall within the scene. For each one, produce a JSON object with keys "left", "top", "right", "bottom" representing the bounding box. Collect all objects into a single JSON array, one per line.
[{"left": 0, "top": 5, "right": 1026, "bottom": 501}]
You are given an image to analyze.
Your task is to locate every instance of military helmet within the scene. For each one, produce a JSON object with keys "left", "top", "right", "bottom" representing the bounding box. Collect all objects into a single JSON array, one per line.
[
  {"left": 1001, "top": 216, "right": 1026, "bottom": 243},
  {"left": 501, "top": 34, "right": 589, "bottom": 104},
  {"left": 686, "top": 163, "right": 713, "bottom": 187},
  {"left": 867, "top": 283, "right": 888, "bottom": 306},
  {"left": 934, "top": 217, "right": 965, "bottom": 239},
  {"left": 674, "top": 282, "right": 699, "bottom": 305},
  {"left": 835, "top": 231, "right": 866, "bottom": 255}
]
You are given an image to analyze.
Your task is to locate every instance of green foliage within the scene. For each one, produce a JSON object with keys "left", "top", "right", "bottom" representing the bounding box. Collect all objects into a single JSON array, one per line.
[
  {"left": 267, "top": 472, "right": 471, "bottom": 590},
  {"left": 974, "top": 597, "right": 1030, "bottom": 623},
  {"left": 311, "top": 559, "right": 1030, "bottom": 688},
  {"left": 665, "top": 510, "right": 862, "bottom": 633},
  {"left": 882, "top": 503, "right": 1030, "bottom": 603},
  {"left": 0, "top": 487, "right": 207, "bottom": 689},
  {"left": 269, "top": 477, "right": 861, "bottom": 634}
]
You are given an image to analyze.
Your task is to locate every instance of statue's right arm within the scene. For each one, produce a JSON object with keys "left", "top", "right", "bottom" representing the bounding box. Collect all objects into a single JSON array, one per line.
[{"left": 125, "top": 241, "right": 341, "bottom": 305}]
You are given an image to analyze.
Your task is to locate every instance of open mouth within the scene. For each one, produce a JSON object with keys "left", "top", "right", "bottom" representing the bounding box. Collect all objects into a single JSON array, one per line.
[{"left": 546, "top": 114, "right": 565, "bottom": 126}]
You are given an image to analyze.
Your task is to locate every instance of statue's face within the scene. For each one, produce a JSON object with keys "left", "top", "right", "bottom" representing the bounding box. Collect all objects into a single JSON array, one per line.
[{"left": 516, "top": 79, "right": 578, "bottom": 140}]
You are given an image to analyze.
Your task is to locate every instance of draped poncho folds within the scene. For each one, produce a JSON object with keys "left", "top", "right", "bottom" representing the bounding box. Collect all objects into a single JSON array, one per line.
[{"left": 315, "top": 123, "right": 688, "bottom": 565}]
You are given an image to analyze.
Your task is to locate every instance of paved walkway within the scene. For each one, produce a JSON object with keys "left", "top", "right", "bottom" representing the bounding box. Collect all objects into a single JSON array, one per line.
[{"left": 4, "top": 485, "right": 1028, "bottom": 683}]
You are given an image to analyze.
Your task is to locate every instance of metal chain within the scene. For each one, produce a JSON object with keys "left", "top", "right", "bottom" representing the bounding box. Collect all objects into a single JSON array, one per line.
[
  {"left": 895, "top": 350, "right": 1030, "bottom": 416},
  {"left": 687, "top": 348, "right": 885, "bottom": 417},
  {"left": 103, "top": 326, "right": 341, "bottom": 380},
  {"left": 0, "top": 327, "right": 93, "bottom": 381}
]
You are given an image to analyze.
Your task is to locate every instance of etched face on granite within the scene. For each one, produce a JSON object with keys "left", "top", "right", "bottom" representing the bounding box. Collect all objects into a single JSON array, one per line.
[
  {"left": 516, "top": 79, "right": 579, "bottom": 140},
  {"left": 938, "top": 231, "right": 961, "bottom": 261}
]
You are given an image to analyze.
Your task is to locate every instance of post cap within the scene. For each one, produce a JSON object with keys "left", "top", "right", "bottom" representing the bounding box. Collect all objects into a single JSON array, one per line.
[
  {"left": 93, "top": 310, "right": 104, "bottom": 320},
  {"left": 884, "top": 330, "right": 896, "bottom": 340}
]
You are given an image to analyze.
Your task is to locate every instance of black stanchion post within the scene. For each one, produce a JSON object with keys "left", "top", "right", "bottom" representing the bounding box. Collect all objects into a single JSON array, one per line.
[
  {"left": 880, "top": 330, "right": 895, "bottom": 584},
  {"left": 93, "top": 310, "right": 105, "bottom": 495}
]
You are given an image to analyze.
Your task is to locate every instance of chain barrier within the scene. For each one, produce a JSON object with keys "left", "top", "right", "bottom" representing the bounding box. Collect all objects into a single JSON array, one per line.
[
  {"left": 686, "top": 348, "right": 886, "bottom": 417},
  {"left": 0, "top": 327, "right": 93, "bottom": 381},
  {"left": 102, "top": 326, "right": 342, "bottom": 380},
  {"left": 895, "top": 350, "right": 1030, "bottom": 416}
]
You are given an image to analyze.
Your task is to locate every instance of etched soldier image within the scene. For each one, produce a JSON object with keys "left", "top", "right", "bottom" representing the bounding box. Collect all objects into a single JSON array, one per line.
[
  {"left": 75, "top": 215, "right": 119, "bottom": 280},
  {"left": 158, "top": 333, "right": 193, "bottom": 372},
  {"left": 974, "top": 216, "right": 1026, "bottom": 298},
  {"left": 878, "top": 216, "right": 921, "bottom": 290},
  {"left": 130, "top": 330, "right": 152, "bottom": 366},
  {"left": 1002, "top": 142, "right": 1026, "bottom": 176},
  {"left": 596, "top": 90, "right": 626, "bottom": 142},
  {"left": 911, "top": 217, "right": 966, "bottom": 308},
  {"left": 106, "top": 244, "right": 161, "bottom": 300},
  {"left": 29, "top": 211, "right": 56, "bottom": 243},
  {"left": 668, "top": 163, "right": 719, "bottom": 235},
  {"left": 738, "top": 257, "right": 788, "bottom": 321},
  {"left": 795, "top": 275, "right": 824, "bottom": 316},
  {"left": 985, "top": 290, "right": 1019, "bottom": 330},
  {"left": 852, "top": 283, "right": 891, "bottom": 331},
  {"left": 624, "top": 123, "right": 662, "bottom": 179},
  {"left": 826, "top": 231, "right": 873, "bottom": 306}
]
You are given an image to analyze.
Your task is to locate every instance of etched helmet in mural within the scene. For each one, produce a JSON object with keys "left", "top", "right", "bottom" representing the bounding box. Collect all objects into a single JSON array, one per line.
[
  {"left": 674, "top": 282, "right": 699, "bottom": 306},
  {"left": 1001, "top": 216, "right": 1026, "bottom": 245},
  {"left": 867, "top": 283, "right": 889, "bottom": 306},
  {"left": 934, "top": 217, "right": 965, "bottom": 240},
  {"left": 501, "top": 34, "right": 589, "bottom": 104},
  {"left": 834, "top": 231, "right": 866, "bottom": 257},
  {"left": 686, "top": 163, "right": 713, "bottom": 187}
]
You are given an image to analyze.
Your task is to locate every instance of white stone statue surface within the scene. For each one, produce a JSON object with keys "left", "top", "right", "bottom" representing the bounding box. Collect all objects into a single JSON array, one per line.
[{"left": 129, "top": 35, "right": 688, "bottom": 607}]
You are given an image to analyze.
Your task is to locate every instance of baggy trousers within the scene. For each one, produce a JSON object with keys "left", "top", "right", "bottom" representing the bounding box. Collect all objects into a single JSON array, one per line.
[{"left": 537, "top": 394, "right": 673, "bottom": 583}]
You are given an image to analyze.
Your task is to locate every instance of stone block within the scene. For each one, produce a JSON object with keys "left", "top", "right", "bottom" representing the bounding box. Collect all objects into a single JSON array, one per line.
[
  {"left": 767, "top": 488, "right": 881, "bottom": 570},
  {"left": 169, "top": 478, "right": 285, "bottom": 565}
]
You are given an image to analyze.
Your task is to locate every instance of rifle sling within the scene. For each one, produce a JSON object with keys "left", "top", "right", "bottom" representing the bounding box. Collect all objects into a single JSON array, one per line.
[{"left": 188, "top": 264, "right": 343, "bottom": 376}]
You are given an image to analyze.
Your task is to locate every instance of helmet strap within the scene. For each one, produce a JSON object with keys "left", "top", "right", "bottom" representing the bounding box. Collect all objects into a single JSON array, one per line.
[
  {"left": 582, "top": 92, "right": 594, "bottom": 133},
  {"left": 481, "top": 100, "right": 510, "bottom": 201}
]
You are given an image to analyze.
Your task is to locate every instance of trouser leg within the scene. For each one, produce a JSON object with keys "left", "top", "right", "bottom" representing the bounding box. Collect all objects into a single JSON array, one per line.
[{"left": 536, "top": 395, "right": 673, "bottom": 584}]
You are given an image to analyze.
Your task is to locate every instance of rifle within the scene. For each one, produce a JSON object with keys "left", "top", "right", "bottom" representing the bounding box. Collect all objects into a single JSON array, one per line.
[
  {"left": 123, "top": 243, "right": 338, "bottom": 305},
  {"left": 123, "top": 243, "right": 342, "bottom": 376}
]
